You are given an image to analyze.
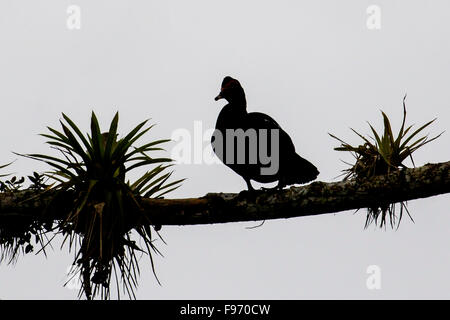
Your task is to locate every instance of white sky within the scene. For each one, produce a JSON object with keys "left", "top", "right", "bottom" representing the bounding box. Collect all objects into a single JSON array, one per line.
[{"left": 0, "top": 0, "right": 449, "bottom": 299}]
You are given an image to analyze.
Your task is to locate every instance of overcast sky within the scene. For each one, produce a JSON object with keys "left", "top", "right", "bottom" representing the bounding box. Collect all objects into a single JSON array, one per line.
[{"left": 0, "top": 0, "right": 449, "bottom": 299}]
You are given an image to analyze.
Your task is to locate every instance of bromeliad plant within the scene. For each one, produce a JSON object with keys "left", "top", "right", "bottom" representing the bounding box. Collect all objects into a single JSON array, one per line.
[
  {"left": 20, "top": 112, "right": 183, "bottom": 300},
  {"left": 0, "top": 162, "right": 12, "bottom": 178},
  {"left": 330, "top": 96, "right": 443, "bottom": 228},
  {"left": 0, "top": 162, "right": 52, "bottom": 264}
]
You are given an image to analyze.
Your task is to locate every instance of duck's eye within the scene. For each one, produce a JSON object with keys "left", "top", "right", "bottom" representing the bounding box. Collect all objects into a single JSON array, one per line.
[{"left": 223, "top": 82, "right": 235, "bottom": 90}]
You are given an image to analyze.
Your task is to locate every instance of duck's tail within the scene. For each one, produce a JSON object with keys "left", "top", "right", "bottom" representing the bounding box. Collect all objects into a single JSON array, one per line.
[{"left": 284, "top": 153, "right": 319, "bottom": 185}]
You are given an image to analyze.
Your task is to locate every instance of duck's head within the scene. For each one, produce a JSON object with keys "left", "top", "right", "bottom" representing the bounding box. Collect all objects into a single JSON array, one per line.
[{"left": 214, "top": 76, "right": 246, "bottom": 105}]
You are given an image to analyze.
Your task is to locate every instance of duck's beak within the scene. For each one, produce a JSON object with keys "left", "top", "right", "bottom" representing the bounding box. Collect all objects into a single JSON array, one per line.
[{"left": 214, "top": 93, "right": 223, "bottom": 101}]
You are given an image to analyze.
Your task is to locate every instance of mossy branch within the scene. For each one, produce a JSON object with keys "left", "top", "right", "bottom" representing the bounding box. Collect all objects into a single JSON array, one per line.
[{"left": 1, "top": 161, "right": 449, "bottom": 226}]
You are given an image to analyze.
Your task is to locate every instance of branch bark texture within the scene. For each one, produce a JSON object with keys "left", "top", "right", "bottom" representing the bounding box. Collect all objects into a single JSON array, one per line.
[{"left": 0, "top": 161, "right": 449, "bottom": 226}]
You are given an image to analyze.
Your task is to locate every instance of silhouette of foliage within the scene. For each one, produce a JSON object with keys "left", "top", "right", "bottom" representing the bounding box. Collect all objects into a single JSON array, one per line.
[
  {"left": 0, "top": 166, "right": 51, "bottom": 264},
  {"left": 330, "top": 96, "right": 443, "bottom": 228},
  {"left": 14, "top": 112, "right": 183, "bottom": 299}
]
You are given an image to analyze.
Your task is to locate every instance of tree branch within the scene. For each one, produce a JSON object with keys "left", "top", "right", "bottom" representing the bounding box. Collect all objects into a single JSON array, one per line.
[{"left": 0, "top": 161, "right": 449, "bottom": 226}]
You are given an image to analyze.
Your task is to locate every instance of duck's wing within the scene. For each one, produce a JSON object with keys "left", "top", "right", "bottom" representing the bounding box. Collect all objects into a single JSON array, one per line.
[
  {"left": 247, "top": 112, "right": 296, "bottom": 151},
  {"left": 246, "top": 112, "right": 282, "bottom": 129}
]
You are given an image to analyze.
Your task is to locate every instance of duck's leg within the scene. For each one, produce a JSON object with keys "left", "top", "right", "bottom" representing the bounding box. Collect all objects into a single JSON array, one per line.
[
  {"left": 244, "top": 178, "right": 255, "bottom": 191},
  {"left": 238, "top": 178, "right": 256, "bottom": 198},
  {"left": 276, "top": 179, "right": 287, "bottom": 190}
]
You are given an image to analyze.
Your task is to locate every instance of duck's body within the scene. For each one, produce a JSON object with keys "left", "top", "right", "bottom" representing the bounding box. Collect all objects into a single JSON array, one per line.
[{"left": 212, "top": 76, "right": 319, "bottom": 191}]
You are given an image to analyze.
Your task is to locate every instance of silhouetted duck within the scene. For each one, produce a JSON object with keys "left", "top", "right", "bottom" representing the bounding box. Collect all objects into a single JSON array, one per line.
[{"left": 212, "top": 76, "right": 319, "bottom": 191}]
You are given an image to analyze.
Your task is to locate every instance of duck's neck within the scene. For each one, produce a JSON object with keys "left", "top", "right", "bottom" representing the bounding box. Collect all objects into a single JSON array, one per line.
[
  {"left": 228, "top": 102, "right": 247, "bottom": 117},
  {"left": 228, "top": 91, "right": 247, "bottom": 112}
]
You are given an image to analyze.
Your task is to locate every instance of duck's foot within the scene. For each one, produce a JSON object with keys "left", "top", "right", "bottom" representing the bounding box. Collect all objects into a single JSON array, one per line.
[{"left": 238, "top": 187, "right": 261, "bottom": 201}]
